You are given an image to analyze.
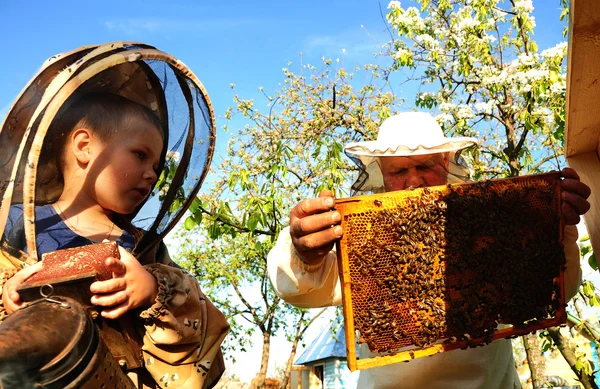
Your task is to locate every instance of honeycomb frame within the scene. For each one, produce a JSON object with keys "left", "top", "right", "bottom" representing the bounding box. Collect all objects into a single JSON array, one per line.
[{"left": 334, "top": 172, "right": 566, "bottom": 371}]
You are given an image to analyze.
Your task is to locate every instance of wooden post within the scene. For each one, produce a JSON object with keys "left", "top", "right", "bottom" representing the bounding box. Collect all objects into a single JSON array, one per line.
[{"left": 565, "top": 0, "right": 600, "bottom": 254}]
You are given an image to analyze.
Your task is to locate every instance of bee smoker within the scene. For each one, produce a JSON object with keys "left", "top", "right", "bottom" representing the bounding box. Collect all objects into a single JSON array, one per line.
[{"left": 0, "top": 296, "right": 135, "bottom": 389}]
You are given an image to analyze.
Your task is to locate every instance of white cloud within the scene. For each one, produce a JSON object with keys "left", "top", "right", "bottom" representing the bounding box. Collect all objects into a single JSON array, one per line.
[
  {"left": 303, "top": 29, "right": 385, "bottom": 58},
  {"left": 104, "top": 18, "right": 260, "bottom": 35}
]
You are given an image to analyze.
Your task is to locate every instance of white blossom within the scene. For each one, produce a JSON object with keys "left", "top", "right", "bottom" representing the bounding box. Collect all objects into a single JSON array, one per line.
[
  {"left": 550, "top": 81, "right": 566, "bottom": 94},
  {"left": 166, "top": 150, "right": 180, "bottom": 162},
  {"left": 416, "top": 34, "right": 439, "bottom": 49},
  {"left": 541, "top": 42, "right": 568, "bottom": 60},
  {"left": 457, "top": 17, "right": 479, "bottom": 31},
  {"left": 439, "top": 102, "right": 457, "bottom": 112},
  {"left": 388, "top": 0, "right": 401, "bottom": 9},
  {"left": 513, "top": 0, "right": 534, "bottom": 13},
  {"left": 390, "top": 7, "right": 426, "bottom": 31},
  {"left": 435, "top": 113, "right": 453, "bottom": 123},
  {"left": 475, "top": 100, "right": 495, "bottom": 115},
  {"left": 455, "top": 104, "right": 474, "bottom": 120},
  {"left": 159, "top": 185, "right": 170, "bottom": 197},
  {"left": 393, "top": 47, "right": 412, "bottom": 60},
  {"left": 482, "top": 34, "right": 497, "bottom": 43}
]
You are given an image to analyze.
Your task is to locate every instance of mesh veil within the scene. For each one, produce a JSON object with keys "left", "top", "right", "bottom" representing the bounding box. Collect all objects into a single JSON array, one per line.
[{"left": 0, "top": 42, "right": 215, "bottom": 261}]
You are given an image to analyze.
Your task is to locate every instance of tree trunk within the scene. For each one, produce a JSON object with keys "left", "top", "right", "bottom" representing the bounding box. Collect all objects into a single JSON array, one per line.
[
  {"left": 522, "top": 334, "right": 545, "bottom": 387},
  {"left": 280, "top": 338, "right": 298, "bottom": 389},
  {"left": 280, "top": 309, "right": 327, "bottom": 389},
  {"left": 250, "top": 331, "right": 272, "bottom": 389},
  {"left": 547, "top": 327, "right": 599, "bottom": 389}
]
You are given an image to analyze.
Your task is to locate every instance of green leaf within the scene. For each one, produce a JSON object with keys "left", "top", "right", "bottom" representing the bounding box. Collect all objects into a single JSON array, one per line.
[
  {"left": 195, "top": 210, "right": 204, "bottom": 222},
  {"left": 581, "top": 245, "right": 591, "bottom": 256},
  {"left": 583, "top": 281, "right": 595, "bottom": 297},
  {"left": 589, "top": 253, "right": 598, "bottom": 271},
  {"left": 189, "top": 197, "right": 202, "bottom": 213},
  {"left": 184, "top": 216, "right": 196, "bottom": 230},
  {"left": 247, "top": 213, "right": 259, "bottom": 232}
]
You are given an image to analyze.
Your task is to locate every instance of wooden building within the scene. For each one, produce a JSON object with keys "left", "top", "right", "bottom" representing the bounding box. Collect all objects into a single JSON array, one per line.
[{"left": 289, "top": 323, "right": 358, "bottom": 389}]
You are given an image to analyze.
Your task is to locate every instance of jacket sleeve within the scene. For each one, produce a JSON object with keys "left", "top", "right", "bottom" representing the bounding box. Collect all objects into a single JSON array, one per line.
[
  {"left": 563, "top": 224, "right": 582, "bottom": 303},
  {"left": 267, "top": 226, "right": 342, "bottom": 308},
  {"left": 138, "top": 244, "right": 229, "bottom": 389}
]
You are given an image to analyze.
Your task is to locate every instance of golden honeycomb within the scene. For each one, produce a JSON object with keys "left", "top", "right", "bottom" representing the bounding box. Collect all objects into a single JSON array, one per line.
[{"left": 335, "top": 172, "right": 566, "bottom": 369}]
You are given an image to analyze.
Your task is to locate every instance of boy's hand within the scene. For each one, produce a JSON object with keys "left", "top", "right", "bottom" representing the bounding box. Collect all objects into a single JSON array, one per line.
[
  {"left": 290, "top": 189, "right": 343, "bottom": 266},
  {"left": 90, "top": 246, "right": 158, "bottom": 319},
  {"left": 2, "top": 262, "right": 43, "bottom": 314},
  {"left": 561, "top": 168, "right": 591, "bottom": 225}
]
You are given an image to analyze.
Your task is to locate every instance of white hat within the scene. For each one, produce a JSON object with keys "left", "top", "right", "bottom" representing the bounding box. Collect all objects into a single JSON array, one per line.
[{"left": 345, "top": 112, "right": 478, "bottom": 192}]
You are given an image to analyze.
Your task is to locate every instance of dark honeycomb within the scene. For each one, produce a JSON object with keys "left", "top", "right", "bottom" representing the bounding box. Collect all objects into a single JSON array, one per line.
[{"left": 337, "top": 173, "right": 565, "bottom": 355}]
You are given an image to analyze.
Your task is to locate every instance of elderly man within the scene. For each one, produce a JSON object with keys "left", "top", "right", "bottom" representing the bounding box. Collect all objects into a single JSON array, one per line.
[{"left": 267, "top": 112, "right": 590, "bottom": 389}]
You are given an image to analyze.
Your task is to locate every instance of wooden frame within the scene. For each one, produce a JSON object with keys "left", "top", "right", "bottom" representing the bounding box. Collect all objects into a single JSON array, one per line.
[{"left": 335, "top": 174, "right": 566, "bottom": 371}]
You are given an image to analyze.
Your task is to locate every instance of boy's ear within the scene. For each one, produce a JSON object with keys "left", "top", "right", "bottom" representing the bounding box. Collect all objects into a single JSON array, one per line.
[{"left": 71, "top": 128, "right": 93, "bottom": 165}]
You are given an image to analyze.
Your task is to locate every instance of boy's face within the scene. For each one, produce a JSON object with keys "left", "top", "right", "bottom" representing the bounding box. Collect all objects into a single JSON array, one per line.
[
  {"left": 378, "top": 153, "right": 450, "bottom": 192},
  {"left": 86, "top": 114, "right": 163, "bottom": 215}
]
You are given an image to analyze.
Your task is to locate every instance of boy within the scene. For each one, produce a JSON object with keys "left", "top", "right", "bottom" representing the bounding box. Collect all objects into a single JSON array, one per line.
[
  {"left": 0, "top": 43, "right": 228, "bottom": 389},
  {"left": 268, "top": 112, "right": 590, "bottom": 389}
]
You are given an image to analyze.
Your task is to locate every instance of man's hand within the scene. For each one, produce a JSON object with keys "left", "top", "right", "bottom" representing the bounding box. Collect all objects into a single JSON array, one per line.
[
  {"left": 90, "top": 246, "right": 158, "bottom": 319},
  {"left": 2, "top": 262, "right": 43, "bottom": 314},
  {"left": 561, "top": 167, "right": 591, "bottom": 225},
  {"left": 290, "top": 190, "right": 343, "bottom": 265}
]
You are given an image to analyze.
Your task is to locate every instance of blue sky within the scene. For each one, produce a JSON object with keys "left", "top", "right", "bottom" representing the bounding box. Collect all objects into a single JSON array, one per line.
[
  {"left": 0, "top": 0, "right": 395, "bottom": 155},
  {"left": 0, "top": 0, "right": 573, "bottom": 382},
  {"left": 0, "top": 1, "right": 567, "bottom": 153}
]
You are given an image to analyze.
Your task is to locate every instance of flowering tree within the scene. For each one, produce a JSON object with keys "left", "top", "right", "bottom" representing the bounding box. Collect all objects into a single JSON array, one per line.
[
  {"left": 386, "top": 0, "right": 567, "bottom": 179},
  {"left": 175, "top": 1, "right": 600, "bottom": 387},
  {"left": 385, "top": 0, "right": 598, "bottom": 387},
  {"left": 178, "top": 58, "right": 400, "bottom": 388}
]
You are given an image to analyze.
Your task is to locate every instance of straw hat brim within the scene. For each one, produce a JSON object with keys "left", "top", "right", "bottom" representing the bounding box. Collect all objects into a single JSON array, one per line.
[
  {"left": 346, "top": 138, "right": 477, "bottom": 193},
  {"left": 345, "top": 137, "right": 478, "bottom": 158}
]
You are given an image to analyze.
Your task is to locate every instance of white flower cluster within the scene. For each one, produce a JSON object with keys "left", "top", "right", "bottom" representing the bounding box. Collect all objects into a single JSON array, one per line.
[
  {"left": 455, "top": 104, "right": 474, "bottom": 120},
  {"left": 541, "top": 42, "right": 568, "bottom": 60},
  {"left": 417, "top": 91, "right": 435, "bottom": 99},
  {"left": 550, "top": 80, "right": 566, "bottom": 94},
  {"left": 388, "top": 6, "right": 426, "bottom": 31},
  {"left": 393, "top": 47, "right": 413, "bottom": 61},
  {"left": 436, "top": 113, "right": 453, "bottom": 123},
  {"left": 388, "top": 0, "right": 401, "bottom": 9},
  {"left": 513, "top": 0, "right": 534, "bottom": 13},
  {"left": 439, "top": 102, "right": 456, "bottom": 112},
  {"left": 416, "top": 34, "right": 440, "bottom": 50},
  {"left": 481, "top": 33, "right": 497, "bottom": 43},
  {"left": 516, "top": 53, "right": 536, "bottom": 67},
  {"left": 159, "top": 185, "right": 170, "bottom": 197},
  {"left": 475, "top": 100, "right": 495, "bottom": 115},
  {"left": 166, "top": 150, "right": 181, "bottom": 163},
  {"left": 457, "top": 16, "right": 479, "bottom": 31}
]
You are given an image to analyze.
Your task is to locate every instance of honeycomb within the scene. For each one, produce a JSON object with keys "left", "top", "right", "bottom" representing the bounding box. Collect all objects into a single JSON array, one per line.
[{"left": 335, "top": 172, "right": 565, "bottom": 366}]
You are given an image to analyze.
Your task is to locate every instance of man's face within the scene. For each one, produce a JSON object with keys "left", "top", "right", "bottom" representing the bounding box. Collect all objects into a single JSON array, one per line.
[{"left": 378, "top": 153, "right": 450, "bottom": 191}]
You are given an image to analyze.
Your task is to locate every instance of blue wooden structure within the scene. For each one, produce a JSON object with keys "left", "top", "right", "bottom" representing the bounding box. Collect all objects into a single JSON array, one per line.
[{"left": 291, "top": 322, "right": 358, "bottom": 389}]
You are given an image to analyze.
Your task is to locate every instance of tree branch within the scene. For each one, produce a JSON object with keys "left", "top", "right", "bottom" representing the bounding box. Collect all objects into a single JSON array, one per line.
[{"left": 199, "top": 206, "right": 275, "bottom": 236}]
